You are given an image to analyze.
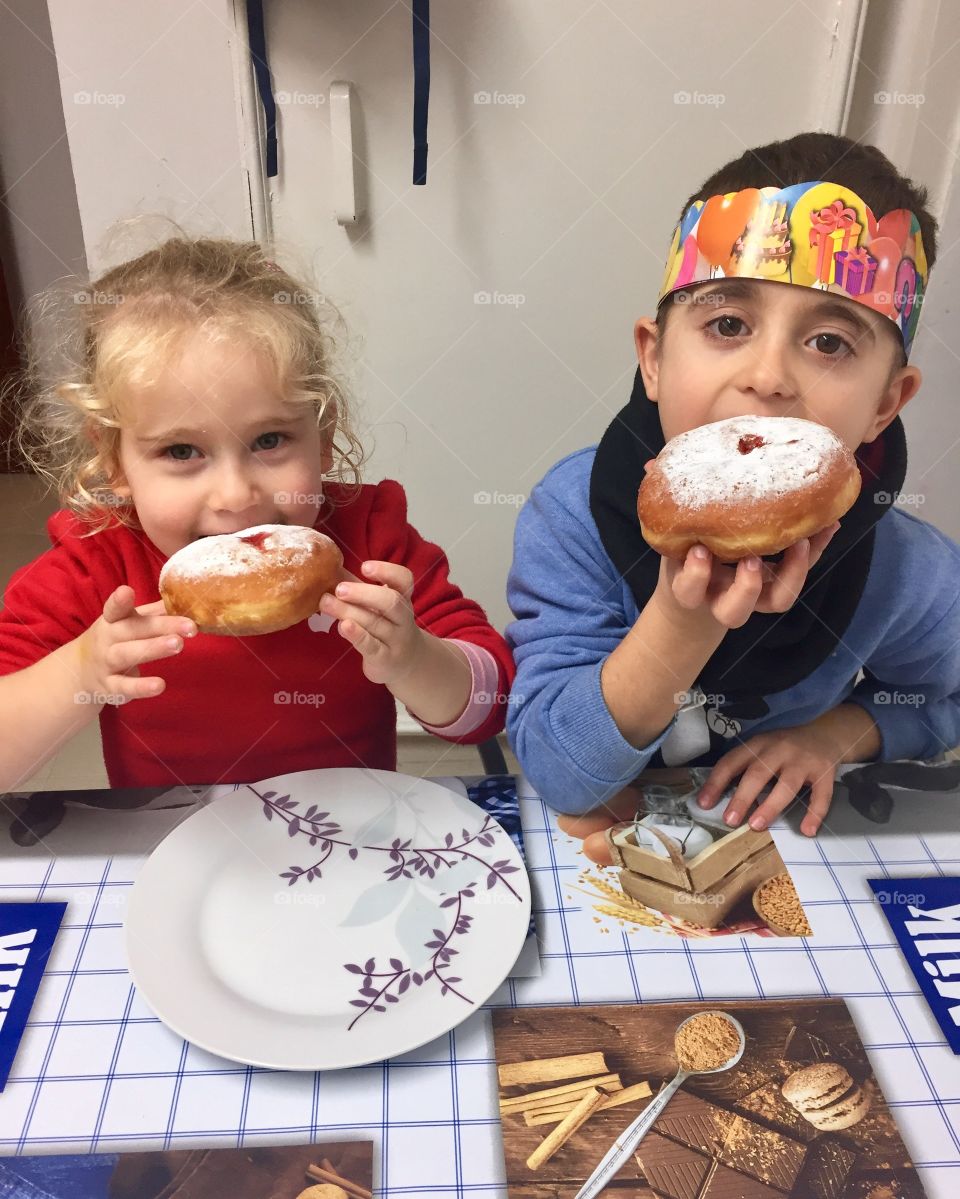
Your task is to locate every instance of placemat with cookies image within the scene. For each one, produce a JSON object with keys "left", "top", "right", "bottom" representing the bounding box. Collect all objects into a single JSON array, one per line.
[
  {"left": 493, "top": 999, "right": 923, "bottom": 1198},
  {"left": 0, "top": 1139, "right": 374, "bottom": 1198}
]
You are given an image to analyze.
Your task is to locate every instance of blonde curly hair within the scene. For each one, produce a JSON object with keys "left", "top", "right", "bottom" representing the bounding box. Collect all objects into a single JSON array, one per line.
[{"left": 13, "top": 235, "right": 365, "bottom": 532}]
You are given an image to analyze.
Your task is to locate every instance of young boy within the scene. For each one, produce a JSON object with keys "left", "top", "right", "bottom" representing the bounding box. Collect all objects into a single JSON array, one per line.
[{"left": 506, "top": 133, "right": 960, "bottom": 852}]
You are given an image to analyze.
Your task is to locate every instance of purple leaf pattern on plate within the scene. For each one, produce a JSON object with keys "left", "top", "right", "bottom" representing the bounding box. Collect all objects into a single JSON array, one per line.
[{"left": 246, "top": 785, "right": 523, "bottom": 1029}]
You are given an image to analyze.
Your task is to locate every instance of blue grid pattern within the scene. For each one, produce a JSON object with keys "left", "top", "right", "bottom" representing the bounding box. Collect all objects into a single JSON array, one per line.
[{"left": 0, "top": 776, "right": 958, "bottom": 1197}]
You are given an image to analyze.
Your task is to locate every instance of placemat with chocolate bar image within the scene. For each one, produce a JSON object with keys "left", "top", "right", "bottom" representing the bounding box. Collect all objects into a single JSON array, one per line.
[
  {"left": 0, "top": 1138, "right": 373, "bottom": 1199},
  {"left": 493, "top": 999, "right": 923, "bottom": 1199}
]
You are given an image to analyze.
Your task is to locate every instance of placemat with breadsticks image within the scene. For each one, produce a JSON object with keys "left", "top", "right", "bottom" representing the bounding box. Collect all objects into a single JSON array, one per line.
[
  {"left": 0, "top": 1139, "right": 374, "bottom": 1199},
  {"left": 493, "top": 999, "right": 924, "bottom": 1198}
]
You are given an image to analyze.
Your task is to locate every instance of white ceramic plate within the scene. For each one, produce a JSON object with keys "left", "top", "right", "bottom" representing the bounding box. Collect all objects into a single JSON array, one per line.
[{"left": 126, "top": 768, "right": 531, "bottom": 1069}]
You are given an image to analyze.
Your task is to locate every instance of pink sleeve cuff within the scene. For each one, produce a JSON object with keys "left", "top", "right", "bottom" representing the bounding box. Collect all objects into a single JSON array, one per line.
[{"left": 411, "top": 639, "right": 502, "bottom": 738}]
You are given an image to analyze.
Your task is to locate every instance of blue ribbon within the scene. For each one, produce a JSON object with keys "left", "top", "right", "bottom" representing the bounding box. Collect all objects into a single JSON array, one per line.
[
  {"left": 246, "top": 0, "right": 278, "bottom": 178},
  {"left": 412, "top": 0, "right": 430, "bottom": 184}
]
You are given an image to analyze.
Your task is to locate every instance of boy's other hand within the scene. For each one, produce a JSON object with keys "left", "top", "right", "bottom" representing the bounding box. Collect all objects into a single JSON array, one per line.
[
  {"left": 556, "top": 785, "right": 640, "bottom": 866},
  {"left": 77, "top": 586, "right": 197, "bottom": 704},
  {"left": 655, "top": 521, "right": 841, "bottom": 630}
]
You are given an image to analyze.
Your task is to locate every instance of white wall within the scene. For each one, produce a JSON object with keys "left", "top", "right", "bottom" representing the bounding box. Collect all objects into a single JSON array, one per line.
[
  {"left": 32, "top": 0, "right": 960, "bottom": 631},
  {"left": 0, "top": 0, "right": 85, "bottom": 324}
]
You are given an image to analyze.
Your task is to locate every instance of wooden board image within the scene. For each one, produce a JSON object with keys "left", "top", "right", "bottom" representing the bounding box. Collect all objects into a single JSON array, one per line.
[
  {"left": 0, "top": 1140, "right": 374, "bottom": 1198},
  {"left": 493, "top": 1000, "right": 923, "bottom": 1198}
]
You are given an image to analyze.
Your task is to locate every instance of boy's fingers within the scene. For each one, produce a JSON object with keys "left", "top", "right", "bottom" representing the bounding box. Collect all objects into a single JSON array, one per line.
[
  {"left": 556, "top": 787, "right": 638, "bottom": 839},
  {"left": 322, "top": 596, "right": 392, "bottom": 643},
  {"left": 800, "top": 773, "right": 835, "bottom": 835},
  {"left": 722, "top": 763, "right": 777, "bottom": 826},
  {"left": 670, "top": 547, "right": 712, "bottom": 608},
  {"left": 336, "top": 616, "right": 386, "bottom": 658},
  {"left": 711, "top": 557, "right": 763, "bottom": 627},
  {"left": 582, "top": 830, "right": 617, "bottom": 866},
  {"left": 104, "top": 674, "right": 166, "bottom": 702},
  {"left": 759, "top": 540, "right": 810, "bottom": 610},
  {"left": 748, "top": 775, "right": 802, "bottom": 830},
  {"left": 807, "top": 521, "right": 841, "bottom": 566}
]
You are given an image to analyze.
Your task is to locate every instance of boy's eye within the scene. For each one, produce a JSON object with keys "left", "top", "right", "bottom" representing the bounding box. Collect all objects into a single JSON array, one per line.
[
  {"left": 714, "top": 315, "right": 745, "bottom": 338},
  {"left": 809, "top": 332, "right": 852, "bottom": 357},
  {"left": 254, "top": 431, "right": 287, "bottom": 451},
  {"left": 164, "top": 444, "right": 200, "bottom": 461}
]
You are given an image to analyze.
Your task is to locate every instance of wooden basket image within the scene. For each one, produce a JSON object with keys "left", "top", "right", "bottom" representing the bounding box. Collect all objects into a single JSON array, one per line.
[{"left": 603, "top": 820, "right": 782, "bottom": 928}]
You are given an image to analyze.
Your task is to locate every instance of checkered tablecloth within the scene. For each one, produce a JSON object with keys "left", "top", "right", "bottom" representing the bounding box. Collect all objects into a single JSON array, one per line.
[{"left": 0, "top": 775, "right": 958, "bottom": 1197}]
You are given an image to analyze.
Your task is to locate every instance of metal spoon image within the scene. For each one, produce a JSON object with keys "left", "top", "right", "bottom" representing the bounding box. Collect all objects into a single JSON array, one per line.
[{"left": 573, "top": 1011, "right": 746, "bottom": 1199}]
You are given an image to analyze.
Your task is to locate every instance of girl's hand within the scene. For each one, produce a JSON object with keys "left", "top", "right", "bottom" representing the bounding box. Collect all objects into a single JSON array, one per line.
[
  {"left": 654, "top": 521, "right": 841, "bottom": 630},
  {"left": 77, "top": 586, "right": 197, "bottom": 705},
  {"left": 696, "top": 723, "right": 846, "bottom": 836},
  {"left": 319, "top": 560, "right": 425, "bottom": 687}
]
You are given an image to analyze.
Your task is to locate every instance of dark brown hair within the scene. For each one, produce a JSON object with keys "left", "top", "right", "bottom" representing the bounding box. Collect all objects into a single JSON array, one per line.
[{"left": 656, "top": 132, "right": 937, "bottom": 364}]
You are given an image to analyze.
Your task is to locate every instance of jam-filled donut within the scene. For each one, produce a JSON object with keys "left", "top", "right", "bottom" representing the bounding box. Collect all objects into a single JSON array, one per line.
[
  {"left": 159, "top": 524, "right": 343, "bottom": 635},
  {"left": 637, "top": 415, "right": 860, "bottom": 561}
]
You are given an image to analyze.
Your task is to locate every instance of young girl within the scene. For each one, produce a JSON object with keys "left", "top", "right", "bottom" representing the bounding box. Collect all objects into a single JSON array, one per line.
[{"left": 0, "top": 237, "right": 513, "bottom": 790}]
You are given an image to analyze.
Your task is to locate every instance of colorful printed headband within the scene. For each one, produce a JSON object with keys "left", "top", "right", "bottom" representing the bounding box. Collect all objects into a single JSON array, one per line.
[{"left": 658, "top": 181, "right": 928, "bottom": 357}]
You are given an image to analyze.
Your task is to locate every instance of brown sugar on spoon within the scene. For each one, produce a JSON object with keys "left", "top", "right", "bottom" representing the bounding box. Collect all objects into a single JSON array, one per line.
[
  {"left": 675, "top": 1011, "right": 742, "bottom": 1072},
  {"left": 637, "top": 414, "right": 860, "bottom": 560}
]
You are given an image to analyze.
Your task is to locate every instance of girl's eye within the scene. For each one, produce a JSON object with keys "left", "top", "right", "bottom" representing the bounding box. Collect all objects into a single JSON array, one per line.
[
  {"left": 164, "top": 444, "right": 200, "bottom": 461},
  {"left": 254, "top": 431, "right": 287, "bottom": 451},
  {"left": 809, "top": 332, "right": 853, "bottom": 357}
]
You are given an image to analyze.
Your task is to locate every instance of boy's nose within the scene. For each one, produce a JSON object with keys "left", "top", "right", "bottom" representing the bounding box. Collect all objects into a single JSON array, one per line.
[{"left": 735, "top": 342, "right": 796, "bottom": 404}]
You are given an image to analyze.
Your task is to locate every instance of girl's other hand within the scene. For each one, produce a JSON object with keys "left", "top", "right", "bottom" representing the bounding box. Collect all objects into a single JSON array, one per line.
[{"left": 77, "top": 586, "right": 196, "bottom": 704}]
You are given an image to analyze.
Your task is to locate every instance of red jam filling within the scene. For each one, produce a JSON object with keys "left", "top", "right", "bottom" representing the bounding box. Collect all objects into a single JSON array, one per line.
[
  {"left": 239, "top": 531, "right": 270, "bottom": 550},
  {"left": 737, "top": 434, "right": 765, "bottom": 454}
]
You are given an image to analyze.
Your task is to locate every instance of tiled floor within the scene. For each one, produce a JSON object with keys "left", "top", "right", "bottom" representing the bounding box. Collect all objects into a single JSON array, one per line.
[{"left": 0, "top": 473, "right": 520, "bottom": 791}]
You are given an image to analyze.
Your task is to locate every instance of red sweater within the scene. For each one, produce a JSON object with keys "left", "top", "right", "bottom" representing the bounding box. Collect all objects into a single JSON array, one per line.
[{"left": 0, "top": 481, "right": 514, "bottom": 787}]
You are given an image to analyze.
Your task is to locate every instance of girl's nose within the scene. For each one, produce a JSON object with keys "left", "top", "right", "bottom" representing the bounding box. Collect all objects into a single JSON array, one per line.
[{"left": 210, "top": 464, "right": 259, "bottom": 512}]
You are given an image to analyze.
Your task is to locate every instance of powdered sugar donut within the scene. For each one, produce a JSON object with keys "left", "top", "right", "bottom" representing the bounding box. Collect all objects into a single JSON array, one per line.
[
  {"left": 159, "top": 525, "right": 343, "bottom": 635},
  {"left": 637, "top": 416, "right": 860, "bottom": 561}
]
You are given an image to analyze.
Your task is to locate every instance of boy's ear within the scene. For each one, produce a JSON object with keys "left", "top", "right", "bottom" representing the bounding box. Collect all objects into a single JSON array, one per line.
[
  {"left": 634, "top": 317, "right": 661, "bottom": 402},
  {"left": 863, "top": 363, "right": 923, "bottom": 442}
]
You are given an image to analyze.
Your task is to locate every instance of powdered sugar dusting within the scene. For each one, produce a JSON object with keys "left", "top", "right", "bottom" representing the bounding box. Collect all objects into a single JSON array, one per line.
[
  {"left": 160, "top": 524, "right": 329, "bottom": 581},
  {"left": 656, "top": 416, "right": 844, "bottom": 508}
]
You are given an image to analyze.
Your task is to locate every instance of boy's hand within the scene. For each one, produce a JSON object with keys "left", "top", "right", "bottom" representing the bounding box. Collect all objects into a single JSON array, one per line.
[
  {"left": 77, "top": 586, "right": 197, "bottom": 704},
  {"left": 654, "top": 521, "right": 841, "bottom": 630},
  {"left": 319, "top": 560, "right": 425, "bottom": 687},
  {"left": 698, "top": 705, "right": 881, "bottom": 835},
  {"left": 696, "top": 726, "right": 840, "bottom": 836}
]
